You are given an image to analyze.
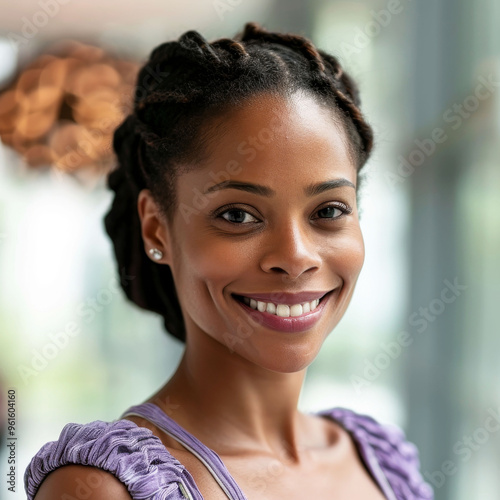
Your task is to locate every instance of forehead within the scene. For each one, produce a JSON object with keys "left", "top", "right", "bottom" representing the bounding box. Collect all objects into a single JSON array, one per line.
[{"left": 177, "top": 91, "right": 357, "bottom": 195}]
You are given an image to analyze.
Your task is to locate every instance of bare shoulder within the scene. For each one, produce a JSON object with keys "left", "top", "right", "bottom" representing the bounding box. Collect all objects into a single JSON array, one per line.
[{"left": 33, "top": 464, "right": 132, "bottom": 500}]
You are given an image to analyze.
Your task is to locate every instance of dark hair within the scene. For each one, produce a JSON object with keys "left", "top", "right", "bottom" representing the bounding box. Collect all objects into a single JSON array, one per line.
[{"left": 103, "top": 21, "right": 374, "bottom": 343}]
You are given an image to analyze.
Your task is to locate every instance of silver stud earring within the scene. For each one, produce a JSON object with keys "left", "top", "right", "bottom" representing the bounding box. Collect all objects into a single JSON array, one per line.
[{"left": 148, "top": 248, "right": 163, "bottom": 261}]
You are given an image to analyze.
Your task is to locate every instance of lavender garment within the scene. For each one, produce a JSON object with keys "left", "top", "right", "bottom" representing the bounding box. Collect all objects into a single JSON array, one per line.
[{"left": 24, "top": 403, "right": 434, "bottom": 500}]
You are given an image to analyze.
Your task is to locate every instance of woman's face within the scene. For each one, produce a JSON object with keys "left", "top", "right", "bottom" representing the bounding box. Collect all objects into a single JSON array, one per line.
[{"left": 140, "top": 91, "right": 365, "bottom": 373}]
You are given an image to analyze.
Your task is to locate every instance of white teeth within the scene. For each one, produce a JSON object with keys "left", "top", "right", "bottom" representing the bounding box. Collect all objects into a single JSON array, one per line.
[
  {"left": 276, "top": 304, "right": 290, "bottom": 317},
  {"left": 239, "top": 295, "right": 324, "bottom": 317},
  {"left": 266, "top": 302, "right": 276, "bottom": 314}
]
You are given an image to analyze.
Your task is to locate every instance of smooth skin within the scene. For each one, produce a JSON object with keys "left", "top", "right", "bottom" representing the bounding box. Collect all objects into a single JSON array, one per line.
[{"left": 34, "top": 91, "right": 385, "bottom": 499}]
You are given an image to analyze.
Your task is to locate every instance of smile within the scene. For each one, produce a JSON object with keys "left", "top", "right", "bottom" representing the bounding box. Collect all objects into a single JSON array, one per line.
[
  {"left": 233, "top": 294, "right": 324, "bottom": 317},
  {"left": 231, "top": 289, "right": 336, "bottom": 333}
]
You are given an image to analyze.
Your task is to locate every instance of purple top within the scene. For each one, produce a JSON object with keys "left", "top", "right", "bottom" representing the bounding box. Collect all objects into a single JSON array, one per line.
[{"left": 24, "top": 402, "right": 434, "bottom": 499}]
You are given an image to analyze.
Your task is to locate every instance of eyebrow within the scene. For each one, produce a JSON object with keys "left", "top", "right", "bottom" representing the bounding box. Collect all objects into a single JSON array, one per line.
[{"left": 203, "top": 178, "right": 355, "bottom": 197}]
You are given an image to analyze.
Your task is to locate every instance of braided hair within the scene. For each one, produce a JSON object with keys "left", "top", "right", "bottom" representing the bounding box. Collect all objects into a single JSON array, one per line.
[{"left": 103, "top": 21, "right": 374, "bottom": 343}]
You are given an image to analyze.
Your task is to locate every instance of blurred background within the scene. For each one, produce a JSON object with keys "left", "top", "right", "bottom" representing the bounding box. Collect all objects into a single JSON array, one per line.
[{"left": 0, "top": 0, "right": 499, "bottom": 499}]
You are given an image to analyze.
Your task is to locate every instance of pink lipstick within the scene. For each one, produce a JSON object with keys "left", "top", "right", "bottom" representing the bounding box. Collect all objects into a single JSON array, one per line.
[{"left": 232, "top": 289, "right": 336, "bottom": 333}]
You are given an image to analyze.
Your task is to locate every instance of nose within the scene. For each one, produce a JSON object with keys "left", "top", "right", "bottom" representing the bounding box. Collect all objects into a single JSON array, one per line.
[{"left": 259, "top": 218, "right": 322, "bottom": 280}]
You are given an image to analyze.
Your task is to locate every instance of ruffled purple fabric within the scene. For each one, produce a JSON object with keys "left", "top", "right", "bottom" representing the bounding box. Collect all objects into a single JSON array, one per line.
[
  {"left": 316, "top": 407, "right": 435, "bottom": 500},
  {"left": 24, "top": 406, "right": 434, "bottom": 500},
  {"left": 24, "top": 419, "right": 202, "bottom": 500}
]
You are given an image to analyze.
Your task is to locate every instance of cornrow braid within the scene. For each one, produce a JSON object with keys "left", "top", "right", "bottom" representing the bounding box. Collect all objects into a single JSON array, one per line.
[
  {"left": 317, "top": 48, "right": 374, "bottom": 160},
  {"left": 234, "top": 21, "right": 327, "bottom": 73},
  {"left": 104, "top": 114, "right": 185, "bottom": 341},
  {"left": 104, "top": 21, "right": 375, "bottom": 342},
  {"left": 211, "top": 38, "right": 250, "bottom": 60},
  {"left": 234, "top": 22, "right": 373, "bottom": 167}
]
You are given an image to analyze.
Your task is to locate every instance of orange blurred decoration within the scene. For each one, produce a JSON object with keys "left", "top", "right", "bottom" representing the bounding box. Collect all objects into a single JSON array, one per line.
[{"left": 0, "top": 40, "right": 140, "bottom": 178}]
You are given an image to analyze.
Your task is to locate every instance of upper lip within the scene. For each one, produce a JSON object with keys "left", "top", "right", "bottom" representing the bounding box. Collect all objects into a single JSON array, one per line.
[{"left": 232, "top": 290, "right": 334, "bottom": 305}]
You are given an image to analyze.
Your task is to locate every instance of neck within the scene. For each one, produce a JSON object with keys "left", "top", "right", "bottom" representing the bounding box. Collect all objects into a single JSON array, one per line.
[{"left": 149, "top": 329, "right": 310, "bottom": 462}]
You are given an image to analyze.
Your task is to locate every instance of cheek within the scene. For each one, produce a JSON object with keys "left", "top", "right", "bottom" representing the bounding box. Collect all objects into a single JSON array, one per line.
[
  {"left": 172, "top": 232, "right": 257, "bottom": 338},
  {"left": 325, "top": 228, "right": 365, "bottom": 279},
  {"left": 174, "top": 229, "right": 252, "bottom": 303}
]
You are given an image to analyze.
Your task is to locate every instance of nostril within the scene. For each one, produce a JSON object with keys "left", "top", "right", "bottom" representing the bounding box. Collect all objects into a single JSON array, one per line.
[{"left": 270, "top": 267, "right": 287, "bottom": 274}]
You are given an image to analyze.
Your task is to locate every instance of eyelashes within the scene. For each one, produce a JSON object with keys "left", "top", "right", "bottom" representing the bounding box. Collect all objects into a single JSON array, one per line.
[
  {"left": 314, "top": 203, "right": 352, "bottom": 220},
  {"left": 210, "top": 202, "right": 352, "bottom": 226},
  {"left": 219, "top": 207, "right": 259, "bottom": 224}
]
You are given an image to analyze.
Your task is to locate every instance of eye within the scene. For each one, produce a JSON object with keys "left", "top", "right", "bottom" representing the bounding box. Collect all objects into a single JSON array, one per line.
[
  {"left": 217, "top": 205, "right": 260, "bottom": 224},
  {"left": 211, "top": 202, "right": 352, "bottom": 227},
  {"left": 314, "top": 202, "right": 352, "bottom": 220}
]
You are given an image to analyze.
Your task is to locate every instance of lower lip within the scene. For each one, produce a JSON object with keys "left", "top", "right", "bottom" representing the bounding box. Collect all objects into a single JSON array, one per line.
[{"left": 232, "top": 290, "right": 335, "bottom": 333}]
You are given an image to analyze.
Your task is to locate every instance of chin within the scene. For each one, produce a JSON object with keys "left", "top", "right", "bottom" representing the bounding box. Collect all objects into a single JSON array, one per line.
[{"left": 233, "top": 336, "right": 323, "bottom": 374}]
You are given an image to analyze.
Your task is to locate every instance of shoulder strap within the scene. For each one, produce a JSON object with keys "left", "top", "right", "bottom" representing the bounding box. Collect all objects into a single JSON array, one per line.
[{"left": 120, "top": 403, "right": 248, "bottom": 500}]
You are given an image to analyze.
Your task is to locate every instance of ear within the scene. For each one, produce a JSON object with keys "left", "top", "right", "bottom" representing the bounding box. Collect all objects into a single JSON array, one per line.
[{"left": 137, "top": 189, "right": 173, "bottom": 266}]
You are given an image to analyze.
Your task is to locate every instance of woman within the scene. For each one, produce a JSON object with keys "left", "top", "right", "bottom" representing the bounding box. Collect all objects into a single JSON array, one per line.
[{"left": 25, "top": 21, "right": 434, "bottom": 500}]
